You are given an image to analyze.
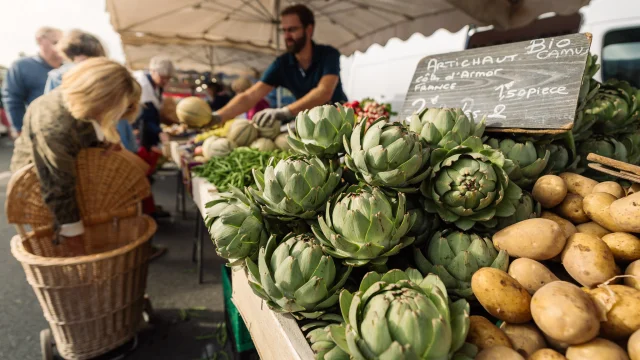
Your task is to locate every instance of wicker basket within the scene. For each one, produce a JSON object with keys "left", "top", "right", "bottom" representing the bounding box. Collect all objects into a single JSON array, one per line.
[{"left": 6, "top": 148, "right": 157, "bottom": 360}]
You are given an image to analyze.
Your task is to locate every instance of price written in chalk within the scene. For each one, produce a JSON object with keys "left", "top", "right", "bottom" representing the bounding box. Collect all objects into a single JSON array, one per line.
[{"left": 401, "top": 33, "right": 591, "bottom": 131}]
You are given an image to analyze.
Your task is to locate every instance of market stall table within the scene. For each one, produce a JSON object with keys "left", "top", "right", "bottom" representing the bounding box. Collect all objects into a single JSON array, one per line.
[{"left": 191, "top": 176, "right": 314, "bottom": 360}]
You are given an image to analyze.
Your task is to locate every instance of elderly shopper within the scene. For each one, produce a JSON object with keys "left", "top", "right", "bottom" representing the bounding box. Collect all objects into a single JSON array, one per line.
[
  {"left": 43, "top": 29, "right": 137, "bottom": 153},
  {"left": 2, "top": 26, "right": 63, "bottom": 134},
  {"left": 11, "top": 58, "right": 141, "bottom": 255}
]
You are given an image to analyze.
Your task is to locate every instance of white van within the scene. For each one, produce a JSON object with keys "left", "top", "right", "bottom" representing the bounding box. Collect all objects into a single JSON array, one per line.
[{"left": 340, "top": 0, "right": 640, "bottom": 116}]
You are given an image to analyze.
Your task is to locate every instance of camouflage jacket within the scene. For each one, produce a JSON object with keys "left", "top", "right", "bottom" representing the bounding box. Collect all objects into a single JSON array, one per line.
[{"left": 11, "top": 89, "right": 101, "bottom": 227}]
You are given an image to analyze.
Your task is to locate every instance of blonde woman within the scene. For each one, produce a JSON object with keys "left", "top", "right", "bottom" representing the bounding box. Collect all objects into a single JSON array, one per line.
[
  {"left": 231, "top": 76, "right": 269, "bottom": 120},
  {"left": 11, "top": 58, "right": 140, "bottom": 255}
]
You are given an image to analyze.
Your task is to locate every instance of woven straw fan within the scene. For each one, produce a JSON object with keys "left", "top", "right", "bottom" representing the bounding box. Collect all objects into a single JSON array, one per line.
[{"left": 6, "top": 148, "right": 151, "bottom": 228}]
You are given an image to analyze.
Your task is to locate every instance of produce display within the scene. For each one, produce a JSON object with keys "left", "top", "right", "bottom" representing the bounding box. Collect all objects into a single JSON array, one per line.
[
  {"left": 344, "top": 98, "right": 396, "bottom": 128},
  {"left": 193, "top": 147, "right": 291, "bottom": 191},
  {"left": 175, "top": 96, "right": 212, "bottom": 128},
  {"left": 198, "top": 53, "right": 640, "bottom": 360}
]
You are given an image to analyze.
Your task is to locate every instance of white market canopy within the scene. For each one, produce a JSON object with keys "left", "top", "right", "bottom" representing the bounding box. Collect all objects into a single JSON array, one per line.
[
  {"left": 107, "top": 0, "right": 590, "bottom": 57},
  {"left": 121, "top": 34, "right": 276, "bottom": 75}
]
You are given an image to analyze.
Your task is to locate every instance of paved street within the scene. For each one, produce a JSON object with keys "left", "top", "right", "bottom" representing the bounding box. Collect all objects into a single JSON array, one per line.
[{"left": 0, "top": 137, "right": 236, "bottom": 360}]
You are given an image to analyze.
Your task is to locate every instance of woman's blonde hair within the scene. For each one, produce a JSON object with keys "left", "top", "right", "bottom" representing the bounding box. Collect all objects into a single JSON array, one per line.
[
  {"left": 61, "top": 57, "right": 140, "bottom": 142},
  {"left": 56, "top": 29, "right": 106, "bottom": 61},
  {"left": 231, "top": 76, "right": 252, "bottom": 94}
]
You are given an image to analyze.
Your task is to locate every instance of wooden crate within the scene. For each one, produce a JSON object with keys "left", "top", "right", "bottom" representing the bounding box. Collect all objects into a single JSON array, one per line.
[{"left": 231, "top": 268, "right": 314, "bottom": 360}]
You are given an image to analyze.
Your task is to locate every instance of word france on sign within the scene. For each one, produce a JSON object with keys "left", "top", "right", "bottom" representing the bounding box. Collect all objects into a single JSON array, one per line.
[{"left": 400, "top": 33, "right": 592, "bottom": 133}]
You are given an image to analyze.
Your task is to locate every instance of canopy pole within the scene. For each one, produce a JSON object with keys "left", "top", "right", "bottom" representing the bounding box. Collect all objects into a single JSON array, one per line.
[{"left": 274, "top": 0, "right": 282, "bottom": 108}]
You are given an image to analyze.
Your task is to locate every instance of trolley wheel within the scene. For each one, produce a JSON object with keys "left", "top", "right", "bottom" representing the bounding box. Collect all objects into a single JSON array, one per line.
[
  {"left": 142, "top": 295, "right": 154, "bottom": 324},
  {"left": 40, "top": 329, "right": 54, "bottom": 360}
]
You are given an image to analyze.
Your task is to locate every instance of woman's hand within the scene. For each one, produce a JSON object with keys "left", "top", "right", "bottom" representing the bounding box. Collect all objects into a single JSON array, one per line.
[{"left": 63, "top": 235, "right": 87, "bottom": 256}]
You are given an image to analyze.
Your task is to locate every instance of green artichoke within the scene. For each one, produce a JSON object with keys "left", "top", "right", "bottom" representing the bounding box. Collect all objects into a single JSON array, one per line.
[
  {"left": 572, "top": 53, "right": 601, "bottom": 141},
  {"left": 422, "top": 137, "right": 523, "bottom": 231},
  {"left": 414, "top": 230, "right": 509, "bottom": 299},
  {"left": 249, "top": 156, "right": 342, "bottom": 219},
  {"left": 620, "top": 130, "right": 640, "bottom": 165},
  {"left": 408, "top": 107, "right": 486, "bottom": 148},
  {"left": 578, "top": 53, "right": 601, "bottom": 106},
  {"left": 537, "top": 142, "right": 579, "bottom": 174},
  {"left": 246, "top": 234, "right": 352, "bottom": 319},
  {"left": 577, "top": 135, "right": 629, "bottom": 180},
  {"left": 312, "top": 185, "right": 415, "bottom": 267},
  {"left": 487, "top": 137, "right": 550, "bottom": 189},
  {"left": 329, "top": 269, "right": 470, "bottom": 359},
  {"left": 205, "top": 187, "right": 268, "bottom": 266},
  {"left": 302, "top": 314, "right": 349, "bottom": 360},
  {"left": 288, "top": 104, "right": 355, "bottom": 158},
  {"left": 344, "top": 117, "right": 431, "bottom": 193},
  {"left": 589, "top": 79, "right": 640, "bottom": 136}
]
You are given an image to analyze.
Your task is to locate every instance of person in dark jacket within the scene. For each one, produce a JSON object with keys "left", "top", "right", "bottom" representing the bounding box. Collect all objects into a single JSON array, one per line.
[
  {"left": 133, "top": 56, "right": 174, "bottom": 218},
  {"left": 206, "top": 79, "right": 231, "bottom": 111}
]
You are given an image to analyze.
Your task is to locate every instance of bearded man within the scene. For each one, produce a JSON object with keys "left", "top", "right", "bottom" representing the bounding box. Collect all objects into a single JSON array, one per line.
[{"left": 204, "top": 4, "right": 347, "bottom": 128}]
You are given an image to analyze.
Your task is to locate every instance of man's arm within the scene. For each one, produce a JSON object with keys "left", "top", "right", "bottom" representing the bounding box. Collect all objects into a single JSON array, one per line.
[
  {"left": 2, "top": 63, "right": 27, "bottom": 132},
  {"left": 285, "top": 75, "right": 339, "bottom": 115},
  {"left": 216, "top": 81, "right": 273, "bottom": 122}
]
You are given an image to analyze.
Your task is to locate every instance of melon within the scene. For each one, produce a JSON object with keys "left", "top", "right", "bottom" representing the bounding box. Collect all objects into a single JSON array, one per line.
[
  {"left": 250, "top": 138, "right": 276, "bottom": 152},
  {"left": 257, "top": 119, "right": 281, "bottom": 139},
  {"left": 202, "top": 136, "right": 236, "bottom": 159},
  {"left": 274, "top": 133, "right": 291, "bottom": 150},
  {"left": 227, "top": 119, "right": 258, "bottom": 146},
  {"left": 176, "top": 97, "right": 212, "bottom": 127}
]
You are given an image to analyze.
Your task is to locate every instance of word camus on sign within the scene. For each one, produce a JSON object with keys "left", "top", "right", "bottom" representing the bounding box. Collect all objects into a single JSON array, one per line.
[{"left": 401, "top": 33, "right": 592, "bottom": 132}]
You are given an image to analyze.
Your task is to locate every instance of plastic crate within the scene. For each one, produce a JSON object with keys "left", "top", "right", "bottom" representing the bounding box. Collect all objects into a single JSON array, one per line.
[{"left": 222, "top": 265, "right": 255, "bottom": 353}]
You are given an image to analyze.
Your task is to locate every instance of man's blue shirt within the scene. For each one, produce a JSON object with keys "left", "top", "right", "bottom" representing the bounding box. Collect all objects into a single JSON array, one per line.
[{"left": 260, "top": 42, "right": 347, "bottom": 104}]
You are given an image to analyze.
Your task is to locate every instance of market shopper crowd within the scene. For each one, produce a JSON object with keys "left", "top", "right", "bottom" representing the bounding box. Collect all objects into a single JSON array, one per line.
[{"left": 2, "top": 3, "right": 346, "bottom": 259}]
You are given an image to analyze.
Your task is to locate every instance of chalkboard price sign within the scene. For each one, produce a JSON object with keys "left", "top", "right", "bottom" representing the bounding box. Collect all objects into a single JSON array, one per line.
[{"left": 400, "top": 33, "right": 592, "bottom": 132}]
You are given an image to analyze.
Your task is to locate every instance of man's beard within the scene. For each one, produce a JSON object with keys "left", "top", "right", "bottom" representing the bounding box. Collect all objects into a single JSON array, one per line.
[{"left": 285, "top": 33, "right": 307, "bottom": 54}]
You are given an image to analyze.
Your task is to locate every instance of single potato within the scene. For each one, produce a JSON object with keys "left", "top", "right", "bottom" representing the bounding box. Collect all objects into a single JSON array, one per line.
[
  {"left": 471, "top": 268, "right": 532, "bottom": 323},
  {"left": 629, "top": 329, "right": 640, "bottom": 360},
  {"left": 555, "top": 194, "right": 590, "bottom": 224},
  {"left": 602, "top": 232, "right": 640, "bottom": 263},
  {"left": 610, "top": 192, "right": 640, "bottom": 233},
  {"left": 626, "top": 260, "right": 640, "bottom": 291},
  {"left": 500, "top": 322, "right": 547, "bottom": 357},
  {"left": 561, "top": 233, "right": 618, "bottom": 287},
  {"left": 592, "top": 181, "right": 625, "bottom": 199},
  {"left": 576, "top": 222, "right": 611, "bottom": 238},
  {"left": 559, "top": 173, "right": 598, "bottom": 198},
  {"left": 541, "top": 212, "right": 577, "bottom": 239},
  {"left": 467, "top": 316, "right": 512, "bottom": 350},
  {"left": 565, "top": 338, "right": 629, "bottom": 360},
  {"left": 476, "top": 345, "right": 525, "bottom": 360},
  {"left": 508, "top": 258, "right": 559, "bottom": 295},
  {"left": 493, "top": 218, "right": 566, "bottom": 261},
  {"left": 531, "top": 281, "right": 600, "bottom": 344},
  {"left": 585, "top": 285, "right": 640, "bottom": 340},
  {"left": 528, "top": 348, "right": 567, "bottom": 360},
  {"left": 533, "top": 175, "right": 568, "bottom": 209},
  {"left": 582, "top": 192, "right": 626, "bottom": 232}
]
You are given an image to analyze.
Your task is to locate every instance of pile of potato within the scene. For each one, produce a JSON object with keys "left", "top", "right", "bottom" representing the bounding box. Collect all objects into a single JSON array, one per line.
[{"left": 467, "top": 173, "right": 640, "bottom": 360}]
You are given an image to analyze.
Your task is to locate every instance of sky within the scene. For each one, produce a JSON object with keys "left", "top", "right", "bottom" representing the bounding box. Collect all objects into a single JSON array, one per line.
[{"left": 0, "top": 0, "right": 124, "bottom": 67}]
